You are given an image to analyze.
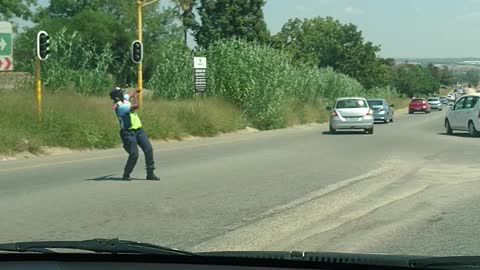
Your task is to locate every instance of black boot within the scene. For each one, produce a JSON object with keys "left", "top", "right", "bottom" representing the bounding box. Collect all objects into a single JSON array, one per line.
[
  {"left": 122, "top": 173, "right": 133, "bottom": 181},
  {"left": 146, "top": 170, "right": 160, "bottom": 181}
]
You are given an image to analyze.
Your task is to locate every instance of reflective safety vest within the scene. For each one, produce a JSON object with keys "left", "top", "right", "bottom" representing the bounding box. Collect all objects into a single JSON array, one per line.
[{"left": 113, "top": 100, "right": 142, "bottom": 130}]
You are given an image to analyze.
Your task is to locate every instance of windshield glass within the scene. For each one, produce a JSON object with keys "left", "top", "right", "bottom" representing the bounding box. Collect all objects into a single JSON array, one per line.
[
  {"left": 3, "top": 0, "right": 480, "bottom": 261},
  {"left": 336, "top": 99, "right": 368, "bottom": 108},
  {"left": 367, "top": 100, "right": 384, "bottom": 106},
  {"left": 411, "top": 99, "right": 425, "bottom": 103}
]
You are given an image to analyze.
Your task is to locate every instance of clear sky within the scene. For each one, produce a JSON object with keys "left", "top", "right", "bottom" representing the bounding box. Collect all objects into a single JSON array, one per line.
[
  {"left": 263, "top": 0, "right": 480, "bottom": 58},
  {"left": 32, "top": 0, "right": 480, "bottom": 58}
]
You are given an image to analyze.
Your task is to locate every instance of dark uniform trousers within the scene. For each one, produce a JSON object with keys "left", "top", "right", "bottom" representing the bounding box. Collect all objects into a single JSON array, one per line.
[{"left": 120, "top": 128, "right": 155, "bottom": 175}]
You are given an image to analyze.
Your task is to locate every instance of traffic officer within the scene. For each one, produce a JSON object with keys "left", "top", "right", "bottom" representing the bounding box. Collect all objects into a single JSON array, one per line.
[{"left": 109, "top": 87, "right": 160, "bottom": 181}]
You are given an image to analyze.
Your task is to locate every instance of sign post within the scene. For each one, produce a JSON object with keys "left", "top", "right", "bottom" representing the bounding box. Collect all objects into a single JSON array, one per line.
[
  {"left": 0, "top": 22, "right": 13, "bottom": 72},
  {"left": 193, "top": 57, "right": 207, "bottom": 100}
]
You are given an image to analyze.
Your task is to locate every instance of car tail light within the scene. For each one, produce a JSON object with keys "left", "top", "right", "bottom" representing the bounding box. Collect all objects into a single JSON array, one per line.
[
  {"left": 367, "top": 109, "right": 373, "bottom": 115},
  {"left": 331, "top": 111, "right": 338, "bottom": 116}
]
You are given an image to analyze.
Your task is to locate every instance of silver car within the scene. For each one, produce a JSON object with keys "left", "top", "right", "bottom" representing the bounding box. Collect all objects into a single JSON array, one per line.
[
  {"left": 328, "top": 97, "right": 374, "bottom": 134},
  {"left": 427, "top": 97, "right": 443, "bottom": 110},
  {"left": 367, "top": 98, "right": 394, "bottom": 123}
]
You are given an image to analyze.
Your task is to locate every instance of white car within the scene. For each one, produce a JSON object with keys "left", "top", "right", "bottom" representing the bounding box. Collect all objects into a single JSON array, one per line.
[
  {"left": 328, "top": 97, "right": 374, "bottom": 134},
  {"left": 445, "top": 94, "right": 480, "bottom": 136},
  {"left": 427, "top": 97, "right": 443, "bottom": 110}
]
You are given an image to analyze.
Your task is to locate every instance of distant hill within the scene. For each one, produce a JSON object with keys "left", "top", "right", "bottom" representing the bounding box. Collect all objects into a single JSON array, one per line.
[
  {"left": 394, "top": 58, "right": 480, "bottom": 65},
  {"left": 394, "top": 58, "right": 480, "bottom": 72}
]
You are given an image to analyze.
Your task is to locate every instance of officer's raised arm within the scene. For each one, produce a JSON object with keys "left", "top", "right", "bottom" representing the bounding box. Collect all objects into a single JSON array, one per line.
[{"left": 129, "top": 89, "right": 141, "bottom": 111}]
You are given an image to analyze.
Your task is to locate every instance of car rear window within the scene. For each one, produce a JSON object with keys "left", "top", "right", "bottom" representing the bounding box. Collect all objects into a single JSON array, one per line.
[
  {"left": 428, "top": 98, "right": 439, "bottom": 101},
  {"left": 367, "top": 100, "right": 383, "bottom": 106},
  {"left": 336, "top": 99, "right": 368, "bottom": 109},
  {"left": 411, "top": 99, "right": 425, "bottom": 103}
]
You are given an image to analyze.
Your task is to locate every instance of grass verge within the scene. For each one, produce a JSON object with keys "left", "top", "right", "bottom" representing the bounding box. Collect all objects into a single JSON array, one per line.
[
  {"left": 0, "top": 92, "right": 412, "bottom": 156},
  {"left": 0, "top": 93, "right": 246, "bottom": 155},
  {"left": 387, "top": 96, "right": 411, "bottom": 111}
]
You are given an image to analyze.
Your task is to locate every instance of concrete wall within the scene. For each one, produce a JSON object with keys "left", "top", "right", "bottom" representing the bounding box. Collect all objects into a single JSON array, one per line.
[{"left": 0, "top": 72, "right": 33, "bottom": 91}]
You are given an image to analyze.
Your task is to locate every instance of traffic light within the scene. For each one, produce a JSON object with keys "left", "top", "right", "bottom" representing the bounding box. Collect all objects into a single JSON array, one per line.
[
  {"left": 131, "top": 40, "right": 143, "bottom": 64},
  {"left": 36, "top": 31, "right": 50, "bottom": 61}
]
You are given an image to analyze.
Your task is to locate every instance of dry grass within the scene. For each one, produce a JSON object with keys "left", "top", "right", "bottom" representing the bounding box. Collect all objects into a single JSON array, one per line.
[
  {"left": 0, "top": 92, "right": 246, "bottom": 155},
  {"left": 387, "top": 96, "right": 411, "bottom": 111},
  {"left": 1, "top": 90, "right": 413, "bottom": 155}
]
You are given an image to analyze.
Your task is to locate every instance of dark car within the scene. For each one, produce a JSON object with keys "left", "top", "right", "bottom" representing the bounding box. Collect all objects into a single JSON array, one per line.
[
  {"left": 409, "top": 98, "right": 431, "bottom": 114},
  {"left": 367, "top": 98, "right": 394, "bottom": 123},
  {"left": 440, "top": 96, "right": 449, "bottom": 104}
]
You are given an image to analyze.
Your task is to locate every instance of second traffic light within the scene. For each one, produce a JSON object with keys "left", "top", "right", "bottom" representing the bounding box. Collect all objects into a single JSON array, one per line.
[
  {"left": 131, "top": 40, "right": 143, "bottom": 64},
  {"left": 36, "top": 31, "right": 50, "bottom": 61}
]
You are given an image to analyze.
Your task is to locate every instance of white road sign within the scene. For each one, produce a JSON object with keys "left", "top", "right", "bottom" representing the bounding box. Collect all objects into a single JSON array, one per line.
[{"left": 194, "top": 57, "right": 207, "bottom": 69}]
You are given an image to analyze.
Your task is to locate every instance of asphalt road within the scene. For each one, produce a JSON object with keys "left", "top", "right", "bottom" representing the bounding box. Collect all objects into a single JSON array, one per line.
[{"left": 1, "top": 105, "right": 480, "bottom": 257}]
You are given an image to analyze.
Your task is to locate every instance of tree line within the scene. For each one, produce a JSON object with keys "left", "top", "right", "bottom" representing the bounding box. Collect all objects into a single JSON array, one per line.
[{"left": 2, "top": 0, "right": 477, "bottom": 98}]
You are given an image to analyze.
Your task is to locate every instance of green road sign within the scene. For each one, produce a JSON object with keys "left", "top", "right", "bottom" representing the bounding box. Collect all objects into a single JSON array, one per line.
[
  {"left": 0, "top": 22, "right": 13, "bottom": 71},
  {"left": 0, "top": 33, "right": 12, "bottom": 56}
]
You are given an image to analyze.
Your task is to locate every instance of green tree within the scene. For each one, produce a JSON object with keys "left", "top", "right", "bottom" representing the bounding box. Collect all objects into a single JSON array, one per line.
[
  {"left": 194, "top": 0, "right": 270, "bottom": 48},
  {"left": 426, "top": 63, "right": 440, "bottom": 82},
  {"left": 15, "top": 0, "right": 181, "bottom": 85},
  {"left": 465, "top": 70, "right": 480, "bottom": 87},
  {"left": 438, "top": 66, "right": 455, "bottom": 86},
  {"left": 392, "top": 64, "right": 439, "bottom": 97},
  {"left": 172, "top": 0, "right": 196, "bottom": 46},
  {"left": 0, "top": 0, "right": 36, "bottom": 20},
  {"left": 272, "top": 17, "right": 390, "bottom": 89}
]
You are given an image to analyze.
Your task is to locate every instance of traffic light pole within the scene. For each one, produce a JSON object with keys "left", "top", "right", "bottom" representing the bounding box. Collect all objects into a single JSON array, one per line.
[
  {"left": 135, "top": 0, "right": 160, "bottom": 107},
  {"left": 136, "top": 0, "right": 143, "bottom": 107},
  {"left": 35, "top": 56, "right": 42, "bottom": 119},
  {"left": 35, "top": 30, "right": 49, "bottom": 120}
]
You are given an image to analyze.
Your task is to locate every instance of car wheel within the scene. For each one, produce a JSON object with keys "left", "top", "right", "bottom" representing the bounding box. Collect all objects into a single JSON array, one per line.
[
  {"left": 468, "top": 121, "right": 479, "bottom": 137},
  {"left": 445, "top": 119, "right": 453, "bottom": 135},
  {"left": 409, "top": 110, "right": 413, "bottom": 114},
  {"left": 366, "top": 127, "right": 374, "bottom": 134},
  {"left": 329, "top": 125, "right": 336, "bottom": 134},
  {"left": 426, "top": 110, "right": 431, "bottom": 114},
  {"left": 390, "top": 116, "right": 394, "bottom": 122},
  {"left": 384, "top": 118, "right": 388, "bottom": 124}
]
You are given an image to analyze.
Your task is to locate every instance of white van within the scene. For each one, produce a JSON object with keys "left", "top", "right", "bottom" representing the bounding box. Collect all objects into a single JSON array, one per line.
[{"left": 445, "top": 94, "right": 480, "bottom": 136}]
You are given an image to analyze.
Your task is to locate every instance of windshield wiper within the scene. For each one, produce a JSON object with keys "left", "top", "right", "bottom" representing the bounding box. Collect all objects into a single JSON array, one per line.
[
  {"left": 0, "top": 238, "right": 197, "bottom": 256},
  {"left": 200, "top": 251, "right": 419, "bottom": 267}
]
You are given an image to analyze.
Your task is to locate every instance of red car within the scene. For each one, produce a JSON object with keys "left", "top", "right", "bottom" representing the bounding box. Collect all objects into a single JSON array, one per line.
[{"left": 409, "top": 98, "right": 431, "bottom": 114}]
